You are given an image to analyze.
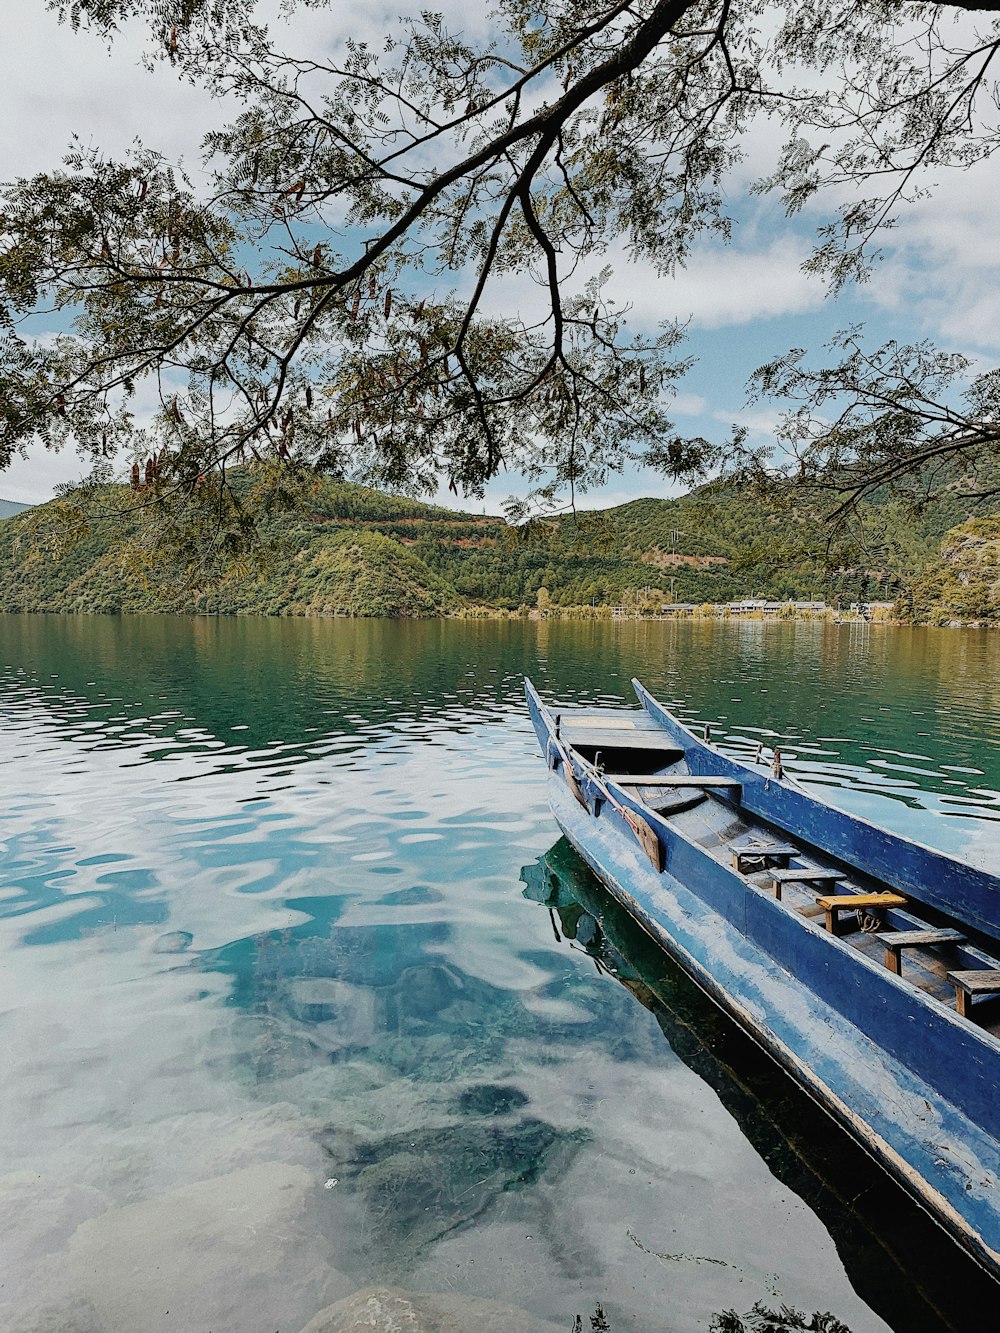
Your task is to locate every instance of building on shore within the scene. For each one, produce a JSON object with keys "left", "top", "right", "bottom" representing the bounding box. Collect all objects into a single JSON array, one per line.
[{"left": 726, "top": 598, "right": 828, "bottom": 616}]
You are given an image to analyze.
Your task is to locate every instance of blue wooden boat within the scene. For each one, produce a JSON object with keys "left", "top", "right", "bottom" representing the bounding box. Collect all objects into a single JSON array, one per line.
[
  {"left": 525, "top": 677, "right": 1000, "bottom": 1280},
  {"left": 522, "top": 839, "right": 1000, "bottom": 1333}
]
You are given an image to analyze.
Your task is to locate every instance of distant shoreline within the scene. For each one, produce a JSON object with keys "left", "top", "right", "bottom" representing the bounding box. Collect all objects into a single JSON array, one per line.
[{"left": 2, "top": 605, "right": 994, "bottom": 628}]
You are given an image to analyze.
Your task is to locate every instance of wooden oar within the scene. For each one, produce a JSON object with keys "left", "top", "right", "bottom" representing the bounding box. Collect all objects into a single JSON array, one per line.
[
  {"left": 548, "top": 723, "right": 664, "bottom": 872},
  {"left": 587, "top": 768, "right": 665, "bottom": 872},
  {"left": 547, "top": 732, "right": 588, "bottom": 810}
]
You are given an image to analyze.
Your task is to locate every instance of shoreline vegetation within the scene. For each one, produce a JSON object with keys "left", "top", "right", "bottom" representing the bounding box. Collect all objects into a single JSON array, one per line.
[{"left": 0, "top": 481, "right": 996, "bottom": 627}]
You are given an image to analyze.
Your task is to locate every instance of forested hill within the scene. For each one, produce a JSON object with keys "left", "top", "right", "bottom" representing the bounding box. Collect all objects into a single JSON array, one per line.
[
  {"left": 0, "top": 498, "right": 30, "bottom": 520},
  {"left": 0, "top": 477, "right": 990, "bottom": 616}
]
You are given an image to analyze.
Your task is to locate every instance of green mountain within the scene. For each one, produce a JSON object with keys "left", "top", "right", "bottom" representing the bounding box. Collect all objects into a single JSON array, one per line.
[
  {"left": 0, "top": 477, "right": 993, "bottom": 617},
  {"left": 903, "top": 516, "right": 1000, "bottom": 624},
  {"left": 0, "top": 498, "right": 30, "bottom": 520},
  {"left": 0, "top": 482, "right": 476, "bottom": 616}
]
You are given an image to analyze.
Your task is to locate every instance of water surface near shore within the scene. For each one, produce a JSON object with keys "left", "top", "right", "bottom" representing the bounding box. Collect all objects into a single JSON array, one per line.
[{"left": 1, "top": 615, "right": 997, "bottom": 1332}]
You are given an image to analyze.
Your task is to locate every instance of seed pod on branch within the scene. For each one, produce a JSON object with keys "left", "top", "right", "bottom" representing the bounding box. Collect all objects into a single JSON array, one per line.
[
  {"left": 351, "top": 289, "right": 361, "bottom": 320},
  {"left": 130, "top": 462, "right": 140, "bottom": 490},
  {"left": 384, "top": 289, "right": 392, "bottom": 319}
]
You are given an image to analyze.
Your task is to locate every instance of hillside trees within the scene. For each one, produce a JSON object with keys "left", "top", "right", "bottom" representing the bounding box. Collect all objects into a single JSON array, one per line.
[{"left": 3, "top": 1, "right": 1000, "bottom": 564}]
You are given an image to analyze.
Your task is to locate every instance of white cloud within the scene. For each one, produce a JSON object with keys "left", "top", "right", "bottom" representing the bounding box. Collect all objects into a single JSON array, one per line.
[
  {"left": 712, "top": 405, "right": 784, "bottom": 440},
  {"left": 671, "top": 392, "right": 708, "bottom": 416},
  {"left": 0, "top": 2, "right": 494, "bottom": 184},
  {"left": 475, "top": 228, "right": 825, "bottom": 336},
  {"left": 621, "top": 236, "right": 824, "bottom": 330},
  {"left": 1, "top": 8, "right": 218, "bottom": 178},
  {"left": 1, "top": 444, "right": 89, "bottom": 505},
  {"left": 859, "top": 162, "right": 1000, "bottom": 356}
]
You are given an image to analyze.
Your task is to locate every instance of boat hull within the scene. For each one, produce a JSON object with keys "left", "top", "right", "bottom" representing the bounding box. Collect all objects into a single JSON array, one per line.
[{"left": 526, "top": 680, "right": 1000, "bottom": 1280}]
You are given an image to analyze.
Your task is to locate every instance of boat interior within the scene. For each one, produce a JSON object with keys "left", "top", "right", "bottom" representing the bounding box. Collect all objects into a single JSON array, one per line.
[{"left": 552, "top": 704, "right": 1000, "bottom": 1042}]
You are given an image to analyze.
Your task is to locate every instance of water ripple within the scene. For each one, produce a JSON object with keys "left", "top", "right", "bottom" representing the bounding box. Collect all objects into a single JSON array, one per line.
[{"left": 0, "top": 613, "right": 995, "bottom": 1332}]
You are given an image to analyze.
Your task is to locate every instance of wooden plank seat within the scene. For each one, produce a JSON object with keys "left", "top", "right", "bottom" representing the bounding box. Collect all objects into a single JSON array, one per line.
[
  {"left": 556, "top": 712, "right": 661, "bottom": 731},
  {"left": 766, "top": 867, "right": 844, "bottom": 902},
  {"left": 732, "top": 842, "right": 799, "bottom": 873},
  {"left": 876, "top": 928, "right": 966, "bottom": 976},
  {"left": 947, "top": 969, "right": 1000, "bottom": 1020},
  {"left": 816, "top": 891, "right": 907, "bottom": 935},
  {"left": 559, "top": 728, "right": 682, "bottom": 752}
]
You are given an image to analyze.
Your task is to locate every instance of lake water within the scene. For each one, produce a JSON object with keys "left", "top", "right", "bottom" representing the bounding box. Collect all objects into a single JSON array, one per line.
[{"left": 1, "top": 614, "right": 998, "bottom": 1333}]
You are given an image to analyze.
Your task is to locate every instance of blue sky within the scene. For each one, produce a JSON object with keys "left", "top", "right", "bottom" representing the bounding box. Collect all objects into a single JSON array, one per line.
[{"left": 2, "top": 1, "right": 997, "bottom": 511}]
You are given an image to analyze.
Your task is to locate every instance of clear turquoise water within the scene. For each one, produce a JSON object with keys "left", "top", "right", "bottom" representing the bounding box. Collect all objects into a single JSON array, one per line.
[{"left": 0, "top": 615, "right": 998, "bottom": 1332}]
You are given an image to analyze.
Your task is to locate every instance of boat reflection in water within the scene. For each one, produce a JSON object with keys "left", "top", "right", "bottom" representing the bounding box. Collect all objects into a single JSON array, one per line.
[{"left": 521, "top": 839, "right": 999, "bottom": 1333}]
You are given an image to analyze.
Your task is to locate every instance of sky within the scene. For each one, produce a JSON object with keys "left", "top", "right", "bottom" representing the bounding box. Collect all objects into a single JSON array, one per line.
[{"left": 1, "top": 1, "right": 999, "bottom": 511}]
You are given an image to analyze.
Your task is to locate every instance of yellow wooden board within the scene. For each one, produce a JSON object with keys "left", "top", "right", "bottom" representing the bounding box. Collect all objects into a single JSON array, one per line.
[{"left": 816, "top": 892, "right": 906, "bottom": 910}]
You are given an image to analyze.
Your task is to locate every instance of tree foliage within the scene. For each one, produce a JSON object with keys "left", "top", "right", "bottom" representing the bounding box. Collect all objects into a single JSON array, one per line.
[{"left": 4, "top": 0, "right": 1000, "bottom": 556}]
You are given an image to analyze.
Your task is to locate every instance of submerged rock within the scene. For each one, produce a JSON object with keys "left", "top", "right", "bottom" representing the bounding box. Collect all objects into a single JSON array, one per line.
[
  {"left": 285, "top": 977, "right": 378, "bottom": 1050},
  {"left": 34, "top": 1162, "right": 349, "bottom": 1332},
  {"left": 298, "top": 1284, "right": 565, "bottom": 1332},
  {"left": 152, "top": 930, "right": 194, "bottom": 953},
  {"left": 456, "top": 1083, "right": 529, "bottom": 1117},
  {"left": 327, "top": 1117, "right": 589, "bottom": 1260},
  {"left": 0, "top": 1172, "right": 108, "bottom": 1309}
]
